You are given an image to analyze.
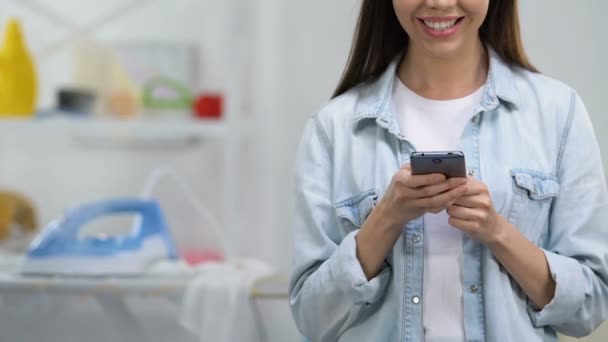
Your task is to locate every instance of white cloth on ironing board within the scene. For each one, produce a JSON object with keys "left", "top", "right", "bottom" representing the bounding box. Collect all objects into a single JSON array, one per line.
[{"left": 179, "top": 259, "right": 273, "bottom": 342}]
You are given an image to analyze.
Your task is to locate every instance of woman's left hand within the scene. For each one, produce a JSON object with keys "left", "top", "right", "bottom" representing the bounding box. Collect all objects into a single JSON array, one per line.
[{"left": 446, "top": 176, "right": 508, "bottom": 245}]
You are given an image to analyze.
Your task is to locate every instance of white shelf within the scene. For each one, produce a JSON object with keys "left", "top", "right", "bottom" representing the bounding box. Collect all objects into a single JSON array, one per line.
[
  {"left": 0, "top": 116, "right": 230, "bottom": 134},
  {"left": 0, "top": 116, "right": 251, "bottom": 149}
]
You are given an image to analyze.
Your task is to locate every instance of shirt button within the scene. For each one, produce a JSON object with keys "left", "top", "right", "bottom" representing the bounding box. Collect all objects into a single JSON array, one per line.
[
  {"left": 467, "top": 169, "right": 475, "bottom": 176},
  {"left": 411, "top": 296, "right": 420, "bottom": 304},
  {"left": 411, "top": 233, "right": 421, "bottom": 243},
  {"left": 469, "top": 285, "right": 478, "bottom": 294}
]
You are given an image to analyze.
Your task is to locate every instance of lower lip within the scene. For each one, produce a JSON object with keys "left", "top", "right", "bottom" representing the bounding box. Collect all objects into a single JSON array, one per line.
[{"left": 418, "top": 18, "right": 464, "bottom": 38}]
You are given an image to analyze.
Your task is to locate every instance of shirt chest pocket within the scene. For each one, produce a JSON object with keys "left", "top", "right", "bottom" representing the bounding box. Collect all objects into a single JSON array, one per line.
[
  {"left": 334, "top": 189, "right": 377, "bottom": 234},
  {"left": 507, "top": 169, "right": 560, "bottom": 245}
]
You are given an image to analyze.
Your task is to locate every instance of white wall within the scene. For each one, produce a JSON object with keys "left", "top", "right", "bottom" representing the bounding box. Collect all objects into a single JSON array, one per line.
[{"left": 271, "top": 0, "right": 360, "bottom": 273}]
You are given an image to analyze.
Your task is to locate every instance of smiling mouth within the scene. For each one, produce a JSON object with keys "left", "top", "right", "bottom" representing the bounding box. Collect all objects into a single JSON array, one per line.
[{"left": 419, "top": 17, "right": 465, "bottom": 31}]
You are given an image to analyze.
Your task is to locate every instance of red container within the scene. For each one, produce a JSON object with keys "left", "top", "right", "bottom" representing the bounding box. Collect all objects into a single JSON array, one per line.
[{"left": 193, "top": 94, "right": 223, "bottom": 119}]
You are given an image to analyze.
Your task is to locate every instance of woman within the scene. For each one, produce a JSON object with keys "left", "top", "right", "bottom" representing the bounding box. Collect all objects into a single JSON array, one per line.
[{"left": 289, "top": 0, "right": 608, "bottom": 341}]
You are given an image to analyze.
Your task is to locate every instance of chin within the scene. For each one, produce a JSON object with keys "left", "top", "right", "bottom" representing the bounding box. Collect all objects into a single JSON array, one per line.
[{"left": 419, "top": 39, "right": 470, "bottom": 60}]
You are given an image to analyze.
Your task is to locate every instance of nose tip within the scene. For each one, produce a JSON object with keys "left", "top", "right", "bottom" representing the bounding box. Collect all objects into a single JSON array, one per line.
[{"left": 424, "top": 0, "right": 459, "bottom": 9}]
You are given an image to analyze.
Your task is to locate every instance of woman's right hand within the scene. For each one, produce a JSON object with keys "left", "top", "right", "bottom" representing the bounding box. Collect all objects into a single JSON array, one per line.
[
  {"left": 356, "top": 163, "right": 469, "bottom": 279},
  {"left": 376, "top": 163, "right": 469, "bottom": 229}
]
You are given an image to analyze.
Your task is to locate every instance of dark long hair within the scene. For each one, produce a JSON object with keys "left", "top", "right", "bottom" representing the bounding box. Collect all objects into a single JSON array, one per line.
[{"left": 332, "top": 0, "right": 536, "bottom": 98}]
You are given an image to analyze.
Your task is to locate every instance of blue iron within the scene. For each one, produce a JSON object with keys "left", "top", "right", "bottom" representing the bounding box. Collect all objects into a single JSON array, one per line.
[{"left": 20, "top": 198, "right": 178, "bottom": 276}]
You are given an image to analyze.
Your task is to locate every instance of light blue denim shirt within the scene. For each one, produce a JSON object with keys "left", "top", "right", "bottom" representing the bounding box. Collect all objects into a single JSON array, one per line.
[{"left": 289, "top": 49, "right": 608, "bottom": 342}]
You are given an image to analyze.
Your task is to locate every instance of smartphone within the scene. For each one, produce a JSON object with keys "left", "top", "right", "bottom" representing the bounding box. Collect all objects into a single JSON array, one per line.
[{"left": 410, "top": 151, "right": 467, "bottom": 178}]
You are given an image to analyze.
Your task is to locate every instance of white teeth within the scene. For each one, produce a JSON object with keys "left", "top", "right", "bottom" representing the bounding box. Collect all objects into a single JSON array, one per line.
[{"left": 423, "top": 19, "right": 458, "bottom": 31}]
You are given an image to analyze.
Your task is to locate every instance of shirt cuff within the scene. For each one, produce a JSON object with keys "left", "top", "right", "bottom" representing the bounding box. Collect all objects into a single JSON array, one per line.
[
  {"left": 327, "top": 230, "right": 391, "bottom": 306},
  {"left": 528, "top": 249, "right": 586, "bottom": 327}
]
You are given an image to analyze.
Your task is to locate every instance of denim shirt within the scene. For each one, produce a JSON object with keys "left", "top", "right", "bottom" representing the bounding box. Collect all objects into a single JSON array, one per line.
[{"left": 289, "top": 49, "right": 608, "bottom": 342}]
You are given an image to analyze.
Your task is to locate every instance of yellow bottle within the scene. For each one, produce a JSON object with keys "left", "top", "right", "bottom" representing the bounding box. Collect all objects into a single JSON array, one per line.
[{"left": 0, "top": 18, "right": 37, "bottom": 117}]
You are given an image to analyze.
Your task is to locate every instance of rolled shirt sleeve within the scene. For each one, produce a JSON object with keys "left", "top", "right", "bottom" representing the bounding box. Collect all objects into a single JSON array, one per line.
[
  {"left": 528, "top": 90, "right": 608, "bottom": 337},
  {"left": 327, "top": 230, "right": 391, "bottom": 306},
  {"left": 289, "top": 116, "right": 391, "bottom": 342}
]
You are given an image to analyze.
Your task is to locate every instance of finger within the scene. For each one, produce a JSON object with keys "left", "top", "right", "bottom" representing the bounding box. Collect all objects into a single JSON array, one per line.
[
  {"left": 427, "top": 193, "right": 467, "bottom": 214},
  {"left": 408, "top": 173, "right": 446, "bottom": 188},
  {"left": 446, "top": 205, "right": 479, "bottom": 221},
  {"left": 462, "top": 179, "right": 486, "bottom": 196},
  {"left": 428, "top": 201, "right": 458, "bottom": 213},
  {"left": 401, "top": 163, "right": 411, "bottom": 170},
  {"left": 412, "top": 177, "right": 468, "bottom": 199},
  {"left": 415, "top": 184, "right": 467, "bottom": 209},
  {"left": 447, "top": 216, "right": 477, "bottom": 232},
  {"left": 452, "top": 194, "right": 483, "bottom": 208}
]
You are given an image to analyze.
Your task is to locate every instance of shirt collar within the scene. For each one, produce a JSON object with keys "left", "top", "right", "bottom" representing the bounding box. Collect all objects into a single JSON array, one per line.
[{"left": 353, "top": 46, "right": 521, "bottom": 132}]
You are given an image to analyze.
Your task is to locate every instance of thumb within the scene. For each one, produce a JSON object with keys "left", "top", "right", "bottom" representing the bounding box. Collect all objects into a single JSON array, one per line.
[{"left": 401, "top": 163, "right": 411, "bottom": 170}]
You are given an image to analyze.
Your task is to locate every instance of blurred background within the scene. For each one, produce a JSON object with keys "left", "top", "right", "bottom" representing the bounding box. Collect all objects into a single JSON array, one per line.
[{"left": 0, "top": 0, "right": 605, "bottom": 341}]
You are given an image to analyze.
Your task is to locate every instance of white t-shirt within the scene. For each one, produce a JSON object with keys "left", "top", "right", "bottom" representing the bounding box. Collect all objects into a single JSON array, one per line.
[{"left": 392, "top": 76, "right": 484, "bottom": 342}]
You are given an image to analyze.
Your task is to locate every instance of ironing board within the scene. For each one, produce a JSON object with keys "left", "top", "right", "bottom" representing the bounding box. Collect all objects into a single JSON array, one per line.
[
  {"left": 0, "top": 272, "right": 189, "bottom": 297},
  {"left": 0, "top": 255, "right": 289, "bottom": 342},
  {"left": 0, "top": 274, "right": 188, "bottom": 341}
]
